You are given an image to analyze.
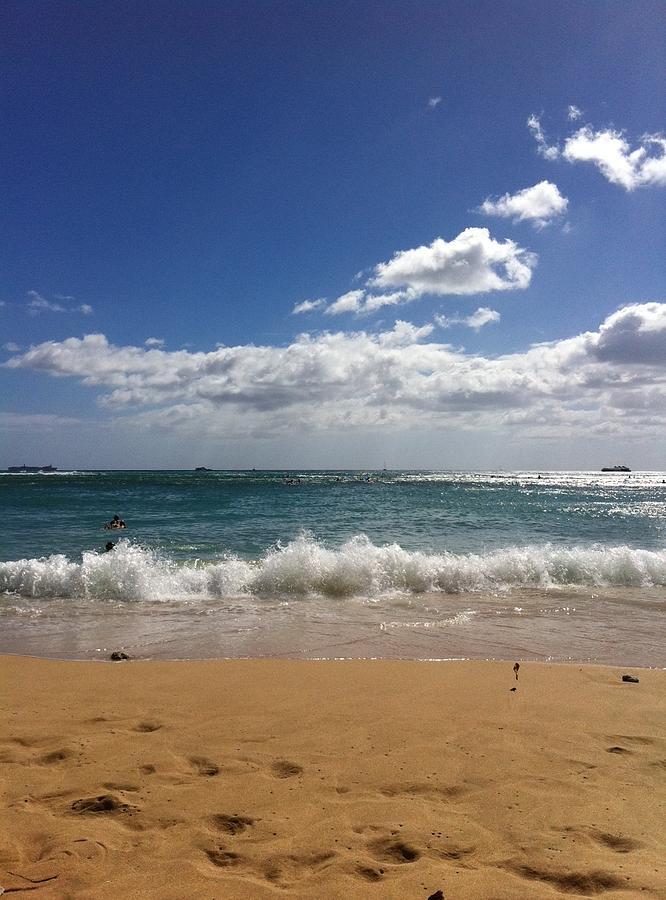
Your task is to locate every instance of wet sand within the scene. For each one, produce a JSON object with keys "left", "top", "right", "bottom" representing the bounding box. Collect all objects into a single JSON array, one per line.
[
  {"left": 2, "top": 586, "right": 665, "bottom": 666},
  {"left": 1, "top": 657, "right": 665, "bottom": 898}
]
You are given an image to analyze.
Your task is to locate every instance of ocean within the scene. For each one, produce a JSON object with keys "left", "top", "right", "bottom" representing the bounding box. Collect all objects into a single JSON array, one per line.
[{"left": 1, "top": 469, "right": 665, "bottom": 665}]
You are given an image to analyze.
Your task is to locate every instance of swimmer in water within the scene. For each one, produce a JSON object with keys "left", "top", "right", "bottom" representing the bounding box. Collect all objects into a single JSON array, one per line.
[
  {"left": 104, "top": 541, "right": 115, "bottom": 552},
  {"left": 104, "top": 514, "right": 127, "bottom": 530}
]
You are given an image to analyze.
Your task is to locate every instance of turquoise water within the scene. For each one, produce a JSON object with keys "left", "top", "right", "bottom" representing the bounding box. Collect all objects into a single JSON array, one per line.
[
  {"left": 3, "top": 468, "right": 666, "bottom": 562},
  {"left": 1, "top": 469, "right": 665, "bottom": 664}
]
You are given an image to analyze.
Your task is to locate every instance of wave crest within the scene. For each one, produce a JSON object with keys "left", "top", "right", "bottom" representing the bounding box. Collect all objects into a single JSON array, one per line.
[{"left": 2, "top": 534, "right": 666, "bottom": 602}]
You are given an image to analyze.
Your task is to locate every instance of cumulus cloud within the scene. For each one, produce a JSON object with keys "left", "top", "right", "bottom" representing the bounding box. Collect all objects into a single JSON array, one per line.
[
  {"left": 145, "top": 337, "right": 165, "bottom": 347},
  {"left": 312, "top": 228, "right": 535, "bottom": 317},
  {"left": 479, "top": 181, "right": 568, "bottom": 229},
  {"left": 590, "top": 302, "right": 666, "bottom": 364},
  {"left": 369, "top": 228, "right": 535, "bottom": 296},
  {"left": 466, "top": 307, "right": 501, "bottom": 330},
  {"left": 567, "top": 105, "right": 582, "bottom": 121},
  {"left": 325, "top": 289, "right": 366, "bottom": 315},
  {"left": 6, "top": 303, "right": 666, "bottom": 439},
  {"left": 528, "top": 113, "right": 666, "bottom": 190},
  {"left": 292, "top": 298, "right": 326, "bottom": 315},
  {"left": 435, "top": 307, "right": 500, "bottom": 331},
  {"left": 427, "top": 96, "right": 442, "bottom": 109},
  {"left": 3, "top": 342, "right": 21, "bottom": 352},
  {"left": 562, "top": 127, "right": 666, "bottom": 190}
]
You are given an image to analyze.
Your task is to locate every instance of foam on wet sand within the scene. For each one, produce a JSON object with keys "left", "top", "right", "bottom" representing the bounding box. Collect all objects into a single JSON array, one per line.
[{"left": 1, "top": 657, "right": 664, "bottom": 898}]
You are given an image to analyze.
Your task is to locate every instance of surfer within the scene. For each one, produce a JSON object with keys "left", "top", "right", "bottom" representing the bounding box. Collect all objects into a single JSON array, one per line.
[{"left": 104, "top": 514, "right": 127, "bottom": 530}]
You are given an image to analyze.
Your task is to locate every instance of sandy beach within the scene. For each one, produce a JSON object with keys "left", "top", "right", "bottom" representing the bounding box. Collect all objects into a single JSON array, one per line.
[{"left": 1, "top": 657, "right": 664, "bottom": 899}]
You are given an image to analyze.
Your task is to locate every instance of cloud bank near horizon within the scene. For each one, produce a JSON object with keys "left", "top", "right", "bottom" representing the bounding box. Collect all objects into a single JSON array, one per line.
[{"left": 5, "top": 302, "right": 666, "bottom": 441}]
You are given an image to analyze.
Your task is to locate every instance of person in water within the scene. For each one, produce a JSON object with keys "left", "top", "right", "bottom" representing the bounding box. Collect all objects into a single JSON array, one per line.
[
  {"left": 104, "top": 541, "right": 115, "bottom": 552},
  {"left": 104, "top": 514, "right": 127, "bottom": 530}
]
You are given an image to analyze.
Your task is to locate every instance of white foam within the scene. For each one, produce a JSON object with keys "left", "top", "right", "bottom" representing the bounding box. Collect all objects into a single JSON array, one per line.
[{"left": 2, "top": 534, "right": 666, "bottom": 602}]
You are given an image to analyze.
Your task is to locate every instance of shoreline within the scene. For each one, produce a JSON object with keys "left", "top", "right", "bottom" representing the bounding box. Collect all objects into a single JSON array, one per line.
[
  {"left": 2, "top": 583, "right": 665, "bottom": 668},
  {"left": 2, "top": 656, "right": 665, "bottom": 898},
  {"left": 1, "top": 649, "right": 665, "bottom": 668}
]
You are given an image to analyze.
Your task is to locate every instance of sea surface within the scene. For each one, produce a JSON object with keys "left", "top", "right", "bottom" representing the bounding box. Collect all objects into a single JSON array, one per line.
[{"left": 1, "top": 469, "right": 665, "bottom": 665}]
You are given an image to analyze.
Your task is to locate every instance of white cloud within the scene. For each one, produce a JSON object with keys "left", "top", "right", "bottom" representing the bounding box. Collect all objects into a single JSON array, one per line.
[
  {"left": 567, "top": 105, "right": 582, "bottom": 121},
  {"left": 363, "top": 290, "right": 415, "bottom": 313},
  {"left": 528, "top": 112, "right": 666, "bottom": 191},
  {"left": 589, "top": 302, "right": 666, "bottom": 364},
  {"left": 7, "top": 303, "right": 666, "bottom": 440},
  {"left": 435, "top": 307, "right": 500, "bottom": 331},
  {"left": 479, "top": 181, "right": 568, "bottom": 229},
  {"left": 324, "top": 289, "right": 365, "bottom": 315},
  {"left": 3, "top": 342, "right": 21, "bottom": 352},
  {"left": 27, "top": 291, "right": 66, "bottom": 315},
  {"left": 465, "top": 307, "right": 501, "bottom": 330},
  {"left": 427, "top": 96, "right": 442, "bottom": 109},
  {"left": 369, "top": 228, "right": 535, "bottom": 296},
  {"left": 527, "top": 114, "right": 560, "bottom": 160},
  {"left": 25, "top": 290, "right": 93, "bottom": 316},
  {"left": 292, "top": 298, "right": 326, "bottom": 315},
  {"left": 315, "top": 228, "right": 535, "bottom": 318},
  {"left": 563, "top": 127, "right": 666, "bottom": 190},
  {"left": 145, "top": 337, "right": 165, "bottom": 347}
]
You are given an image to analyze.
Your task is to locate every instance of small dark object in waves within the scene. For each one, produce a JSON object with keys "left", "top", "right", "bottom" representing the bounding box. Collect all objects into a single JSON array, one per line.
[
  {"left": 621, "top": 674, "right": 639, "bottom": 683},
  {"left": 110, "top": 651, "right": 130, "bottom": 661},
  {"left": 428, "top": 891, "right": 445, "bottom": 900}
]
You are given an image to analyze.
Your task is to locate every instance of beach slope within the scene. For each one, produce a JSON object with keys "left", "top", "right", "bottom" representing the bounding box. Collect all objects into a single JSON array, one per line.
[{"left": 1, "top": 657, "right": 664, "bottom": 898}]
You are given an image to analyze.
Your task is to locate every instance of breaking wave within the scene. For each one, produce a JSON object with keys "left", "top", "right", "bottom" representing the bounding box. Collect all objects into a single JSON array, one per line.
[{"left": 2, "top": 534, "right": 666, "bottom": 602}]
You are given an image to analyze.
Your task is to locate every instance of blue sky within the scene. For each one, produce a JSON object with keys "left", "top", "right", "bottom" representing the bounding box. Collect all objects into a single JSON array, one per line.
[{"left": 1, "top": 0, "right": 665, "bottom": 468}]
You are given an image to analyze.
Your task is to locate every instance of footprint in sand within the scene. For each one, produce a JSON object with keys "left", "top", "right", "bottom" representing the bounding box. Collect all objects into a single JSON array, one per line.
[
  {"left": 134, "top": 721, "right": 162, "bottom": 733},
  {"left": 380, "top": 782, "right": 468, "bottom": 800},
  {"left": 590, "top": 831, "right": 643, "bottom": 853},
  {"left": 102, "top": 781, "right": 140, "bottom": 792},
  {"left": 502, "top": 862, "right": 624, "bottom": 895},
  {"left": 209, "top": 814, "right": 255, "bottom": 835},
  {"left": 204, "top": 847, "right": 241, "bottom": 867},
  {"left": 260, "top": 851, "right": 336, "bottom": 886},
  {"left": 71, "top": 794, "right": 135, "bottom": 815},
  {"left": 355, "top": 864, "right": 384, "bottom": 882},
  {"left": 368, "top": 837, "right": 420, "bottom": 864},
  {"left": 271, "top": 759, "right": 303, "bottom": 779},
  {"left": 189, "top": 756, "right": 220, "bottom": 776},
  {"left": 37, "top": 748, "right": 75, "bottom": 765}
]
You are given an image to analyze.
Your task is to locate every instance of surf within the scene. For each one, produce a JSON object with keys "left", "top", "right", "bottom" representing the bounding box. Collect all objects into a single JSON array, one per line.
[{"left": 2, "top": 533, "right": 666, "bottom": 602}]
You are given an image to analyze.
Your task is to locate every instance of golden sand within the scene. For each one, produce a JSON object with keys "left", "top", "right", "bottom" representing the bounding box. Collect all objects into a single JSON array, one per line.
[{"left": 1, "top": 657, "right": 664, "bottom": 898}]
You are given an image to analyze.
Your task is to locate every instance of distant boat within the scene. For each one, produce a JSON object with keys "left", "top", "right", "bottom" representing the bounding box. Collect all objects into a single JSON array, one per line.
[
  {"left": 7, "top": 464, "right": 58, "bottom": 473},
  {"left": 601, "top": 465, "right": 631, "bottom": 472},
  {"left": 194, "top": 466, "right": 212, "bottom": 472}
]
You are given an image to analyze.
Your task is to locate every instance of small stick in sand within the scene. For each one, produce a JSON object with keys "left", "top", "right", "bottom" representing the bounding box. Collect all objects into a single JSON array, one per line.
[{"left": 513, "top": 662, "right": 520, "bottom": 680}]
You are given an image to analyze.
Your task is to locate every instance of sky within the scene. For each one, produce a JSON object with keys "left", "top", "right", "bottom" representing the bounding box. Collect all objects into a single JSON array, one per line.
[{"left": 1, "top": 0, "right": 665, "bottom": 469}]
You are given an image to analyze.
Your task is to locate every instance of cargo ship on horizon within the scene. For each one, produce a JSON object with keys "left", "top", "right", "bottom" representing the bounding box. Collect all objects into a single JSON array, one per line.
[{"left": 6, "top": 464, "right": 58, "bottom": 473}]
